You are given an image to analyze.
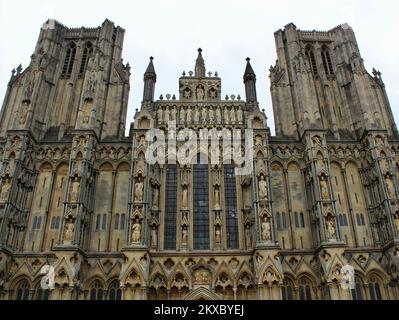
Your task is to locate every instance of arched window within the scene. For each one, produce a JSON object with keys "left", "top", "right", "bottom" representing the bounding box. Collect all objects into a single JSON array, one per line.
[
  {"left": 51, "top": 217, "right": 56, "bottom": 229},
  {"left": 56, "top": 217, "right": 61, "bottom": 229},
  {"left": 351, "top": 276, "right": 364, "bottom": 300},
  {"left": 62, "top": 43, "right": 77, "bottom": 75},
  {"left": 193, "top": 154, "right": 210, "bottom": 250},
  {"left": 114, "top": 214, "right": 120, "bottom": 230},
  {"left": 164, "top": 164, "right": 177, "bottom": 250},
  {"left": 294, "top": 212, "right": 299, "bottom": 228},
  {"left": 306, "top": 47, "right": 318, "bottom": 75},
  {"left": 368, "top": 275, "right": 383, "bottom": 300},
  {"left": 108, "top": 280, "right": 122, "bottom": 300},
  {"left": 33, "top": 216, "right": 42, "bottom": 230},
  {"left": 343, "top": 214, "right": 348, "bottom": 227},
  {"left": 35, "top": 284, "right": 50, "bottom": 300},
  {"left": 282, "top": 212, "right": 287, "bottom": 229},
  {"left": 339, "top": 214, "right": 344, "bottom": 227},
  {"left": 15, "top": 280, "right": 30, "bottom": 300},
  {"left": 80, "top": 42, "right": 93, "bottom": 74},
  {"left": 120, "top": 214, "right": 126, "bottom": 230},
  {"left": 298, "top": 277, "right": 313, "bottom": 300},
  {"left": 224, "top": 164, "right": 238, "bottom": 249},
  {"left": 90, "top": 280, "right": 104, "bottom": 300},
  {"left": 300, "top": 212, "right": 305, "bottom": 228},
  {"left": 281, "top": 278, "right": 294, "bottom": 300},
  {"left": 321, "top": 47, "right": 334, "bottom": 76},
  {"left": 276, "top": 212, "right": 281, "bottom": 231},
  {"left": 102, "top": 214, "right": 107, "bottom": 230},
  {"left": 95, "top": 214, "right": 101, "bottom": 231},
  {"left": 360, "top": 214, "right": 366, "bottom": 226}
]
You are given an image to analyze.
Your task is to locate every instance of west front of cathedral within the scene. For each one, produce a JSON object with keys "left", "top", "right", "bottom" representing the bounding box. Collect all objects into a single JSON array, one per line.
[{"left": 0, "top": 19, "right": 398, "bottom": 300}]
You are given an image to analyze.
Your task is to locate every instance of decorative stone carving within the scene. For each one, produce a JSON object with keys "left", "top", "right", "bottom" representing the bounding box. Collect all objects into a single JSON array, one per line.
[
  {"left": 326, "top": 215, "right": 337, "bottom": 239},
  {"left": 64, "top": 219, "right": 75, "bottom": 243},
  {"left": 182, "top": 186, "right": 189, "bottom": 210},
  {"left": 261, "top": 216, "right": 271, "bottom": 241},
  {"left": 182, "top": 226, "right": 188, "bottom": 246},
  {"left": 215, "top": 225, "right": 221, "bottom": 245},
  {"left": 157, "top": 108, "right": 163, "bottom": 124},
  {"left": 320, "top": 175, "right": 329, "bottom": 199},
  {"left": 214, "top": 185, "right": 221, "bottom": 210},
  {"left": 134, "top": 177, "right": 144, "bottom": 203},
  {"left": 0, "top": 177, "right": 11, "bottom": 202},
  {"left": 258, "top": 175, "right": 268, "bottom": 201},
  {"left": 131, "top": 219, "right": 141, "bottom": 244},
  {"left": 70, "top": 176, "right": 80, "bottom": 202},
  {"left": 386, "top": 176, "right": 396, "bottom": 198},
  {"left": 196, "top": 85, "right": 205, "bottom": 100}
]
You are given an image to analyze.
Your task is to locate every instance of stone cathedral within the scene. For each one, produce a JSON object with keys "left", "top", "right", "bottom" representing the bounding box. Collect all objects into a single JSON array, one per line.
[{"left": 0, "top": 19, "right": 398, "bottom": 301}]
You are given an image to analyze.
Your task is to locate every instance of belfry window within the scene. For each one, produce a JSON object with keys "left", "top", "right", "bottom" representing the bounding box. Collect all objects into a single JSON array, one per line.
[
  {"left": 224, "top": 165, "right": 239, "bottom": 249},
  {"left": 193, "top": 154, "right": 210, "bottom": 250},
  {"left": 164, "top": 164, "right": 177, "bottom": 250},
  {"left": 306, "top": 47, "right": 318, "bottom": 75},
  {"left": 80, "top": 42, "right": 93, "bottom": 74},
  {"left": 321, "top": 47, "right": 334, "bottom": 76},
  {"left": 62, "top": 43, "right": 76, "bottom": 75}
]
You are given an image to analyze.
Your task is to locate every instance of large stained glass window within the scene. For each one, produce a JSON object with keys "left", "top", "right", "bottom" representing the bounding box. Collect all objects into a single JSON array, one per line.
[
  {"left": 193, "top": 156, "right": 210, "bottom": 250},
  {"left": 224, "top": 165, "right": 239, "bottom": 249},
  {"left": 164, "top": 164, "right": 177, "bottom": 250}
]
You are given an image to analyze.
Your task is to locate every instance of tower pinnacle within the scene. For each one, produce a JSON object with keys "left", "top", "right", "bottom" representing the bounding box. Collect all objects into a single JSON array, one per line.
[{"left": 194, "top": 48, "right": 206, "bottom": 78}]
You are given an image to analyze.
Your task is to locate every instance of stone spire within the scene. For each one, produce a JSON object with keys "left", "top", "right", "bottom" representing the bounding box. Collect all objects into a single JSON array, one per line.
[
  {"left": 243, "top": 58, "right": 257, "bottom": 103},
  {"left": 194, "top": 48, "right": 206, "bottom": 78},
  {"left": 143, "top": 56, "right": 157, "bottom": 102}
]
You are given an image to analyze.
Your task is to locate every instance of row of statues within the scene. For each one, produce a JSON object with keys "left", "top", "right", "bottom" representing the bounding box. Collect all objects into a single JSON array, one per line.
[{"left": 157, "top": 106, "right": 244, "bottom": 125}]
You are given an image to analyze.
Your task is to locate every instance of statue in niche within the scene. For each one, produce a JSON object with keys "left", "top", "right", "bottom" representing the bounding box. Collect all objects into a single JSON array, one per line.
[
  {"left": 201, "top": 106, "right": 208, "bottom": 122},
  {"left": 134, "top": 178, "right": 144, "bottom": 203},
  {"left": 215, "top": 226, "right": 221, "bottom": 245},
  {"left": 157, "top": 108, "right": 163, "bottom": 124},
  {"left": 258, "top": 175, "right": 268, "bottom": 201},
  {"left": 138, "top": 135, "right": 146, "bottom": 147},
  {"left": 186, "top": 107, "right": 192, "bottom": 123},
  {"left": 70, "top": 177, "right": 80, "bottom": 202},
  {"left": 196, "top": 85, "right": 205, "bottom": 100},
  {"left": 386, "top": 176, "right": 396, "bottom": 198},
  {"left": 224, "top": 107, "right": 230, "bottom": 124},
  {"left": 182, "top": 227, "right": 188, "bottom": 245},
  {"left": 182, "top": 186, "right": 189, "bottom": 210},
  {"left": 394, "top": 213, "right": 399, "bottom": 234},
  {"left": 216, "top": 108, "right": 222, "bottom": 124},
  {"left": 255, "top": 135, "right": 263, "bottom": 147},
  {"left": 230, "top": 107, "right": 236, "bottom": 124},
  {"left": 326, "top": 215, "right": 336, "bottom": 239},
  {"left": 136, "top": 155, "right": 146, "bottom": 176},
  {"left": 151, "top": 186, "right": 159, "bottom": 210},
  {"left": 375, "top": 136, "right": 384, "bottom": 149},
  {"left": 214, "top": 186, "right": 221, "bottom": 210},
  {"left": 194, "top": 108, "right": 200, "bottom": 124},
  {"left": 237, "top": 107, "right": 244, "bottom": 124},
  {"left": 208, "top": 107, "right": 215, "bottom": 124},
  {"left": 180, "top": 107, "right": 186, "bottom": 124},
  {"left": 86, "top": 71, "right": 96, "bottom": 98},
  {"left": 245, "top": 224, "right": 252, "bottom": 248},
  {"left": 164, "top": 107, "right": 170, "bottom": 123},
  {"left": 151, "top": 226, "right": 158, "bottom": 247},
  {"left": 64, "top": 220, "right": 75, "bottom": 242},
  {"left": 320, "top": 175, "right": 329, "bottom": 199},
  {"left": 131, "top": 219, "right": 141, "bottom": 243},
  {"left": 0, "top": 177, "right": 11, "bottom": 202},
  {"left": 170, "top": 106, "right": 176, "bottom": 121},
  {"left": 19, "top": 102, "right": 29, "bottom": 125},
  {"left": 261, "top": 216, "right": 271, "bottom": 241}
]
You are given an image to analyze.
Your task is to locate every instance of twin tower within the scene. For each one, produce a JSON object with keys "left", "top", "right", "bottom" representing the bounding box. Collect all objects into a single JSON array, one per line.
[{"left": 0, "top": 19, "right": 398, "bottom": 301}]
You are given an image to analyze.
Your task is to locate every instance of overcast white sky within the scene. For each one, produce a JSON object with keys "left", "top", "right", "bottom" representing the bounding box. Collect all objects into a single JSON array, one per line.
[{"left": 0, "top": 0, "right": 398, "bottom": 135}]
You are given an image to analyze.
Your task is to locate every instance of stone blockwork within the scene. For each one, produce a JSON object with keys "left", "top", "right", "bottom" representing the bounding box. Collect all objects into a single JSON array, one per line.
[{"left": 0, "top": 20, "right": 398, "bottom": 300}]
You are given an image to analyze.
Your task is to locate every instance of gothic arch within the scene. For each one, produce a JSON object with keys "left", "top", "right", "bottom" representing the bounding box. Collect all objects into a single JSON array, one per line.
[{"left": 184, "top": 287, "right": 222, "bottom": 301}]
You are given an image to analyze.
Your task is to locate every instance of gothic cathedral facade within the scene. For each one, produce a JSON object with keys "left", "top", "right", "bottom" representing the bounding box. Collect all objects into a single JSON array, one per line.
[{"left": 0, "top": 19, "right": 398, "bottom": 300}]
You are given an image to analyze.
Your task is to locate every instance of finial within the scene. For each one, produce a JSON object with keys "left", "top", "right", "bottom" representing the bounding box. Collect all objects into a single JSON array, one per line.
[
  {"left": 150, "top": 56, "right": 154, "bottom": 60},
  {"left": 246, "top": 57, "right": 251, "bottom": 62},
  {"left": 198, "top": 48, "right": 202, "bottom": 53}
]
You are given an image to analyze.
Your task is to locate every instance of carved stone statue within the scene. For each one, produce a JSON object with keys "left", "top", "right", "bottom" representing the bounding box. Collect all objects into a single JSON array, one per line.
[
  {"left": 186, "top": 107, "right": 192, "bottom": 123},
  {"left": 208, "top": 107, "right": 215, "bottom": 124},
  {"left": 216, "top": 108, "right": 222, "bottom": 124},
  {"left": 326, "top": 216, "right": 336, "bottom": 238},
  {"left": 224, "top": 107, "right": 230, "bottom": 124},
  {"left": 170, "top": 106, "right": 176, "bottom": 121},
  {"left": 215, "top": 226, "right": 221, "bottom": 245},
  {"left": 164, "top": 108, "right": 170, "bottom": 123},
  {"left": 132, "top": 219, "right": 141, "bottom": 243},
  {"left": 320, "top": 176, "right": 329, "bottom": 199},
  {"left": 194, "top": 109, "right": 200, "bottom": 124},
  {"left": 19, "top": 102, "right": 29, "bottom": 125},
  {"left": 245, "top": 225, "right": 252, "bottom": 248},
  {"left": 201, "top": 106, "right": 208, "bottom": 122},
  {"left": 182, "top": 186, "right": 189, "bottom": 210},
  {"left": 0, "top": 178, "right": 11, "bottom": 202},
  {"left": 182, "top": 227, "right": 188, "bottom": 245},
  {"left": 64, "top": 220, "right": 74, "bottom": 242},
  {"left": 151, "top": 186, "right": 159, "bottom": 210},
  {"left": 261, "top": 217, "right": 271, "bottom": 241},
  {"left": 180, "top": 107, "right": 186, "bottom": 124},
  {"left": 258, "top": 175, "right": 268, "bottom": 201},
  {"left": 157, "top": 108, "right": 163, "bottom": 124},
  {"left": 386, "top": 176, "right": 396, "bottom": 198},
  {"left": 237, "top": 107, "right": 244, "bottom": 124},
  {"left": 196, "top": 85, "right": 205, "bottom": 100},
  {"left": 70, "top": 177, "right": 80, "bottom": 202},
  {"left": 255, "top": 135, "right": 263, "bottom": 147},
  {"left": 151, "top": 226, "right": 158, "bottom": 247},
  {"left": 395, "top": 214, "right": 399, "bottom": 234},
  {"left": 134, "top": 178, "right": 144, "bottom": 203},
  {"left": 230, "top": 107, "right": 236, "bottom": 124}
]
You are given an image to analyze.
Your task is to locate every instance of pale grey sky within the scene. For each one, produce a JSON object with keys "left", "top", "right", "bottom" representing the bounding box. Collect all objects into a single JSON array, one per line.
[{"left": 0, "top": 0, "right": 398, "bottom": 135}]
